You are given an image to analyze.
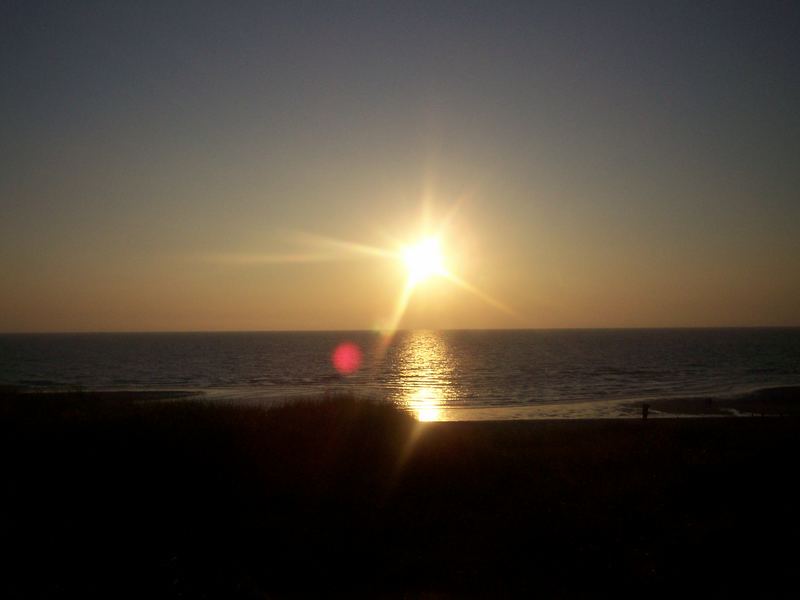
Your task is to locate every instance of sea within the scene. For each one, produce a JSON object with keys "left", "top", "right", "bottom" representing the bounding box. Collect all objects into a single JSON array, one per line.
[{"left": 1, "top": 328, "right": 799, "bottom": 420}]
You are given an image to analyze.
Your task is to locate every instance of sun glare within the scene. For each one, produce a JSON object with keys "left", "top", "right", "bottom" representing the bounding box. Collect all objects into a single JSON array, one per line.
[
  {"left": 403, "top": 237, "right": 445, "bottom": 285},
  {"left": 407, "top": 387, "right": 444, "bottom": 422},
  {"left": 282, "top": 203, "right": 516, "bottom": 341}
]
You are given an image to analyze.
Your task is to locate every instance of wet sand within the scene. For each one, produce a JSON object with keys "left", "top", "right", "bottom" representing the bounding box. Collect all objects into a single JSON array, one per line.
[{"left": 2, "top": 389, "right": 798, "bottom": 596}]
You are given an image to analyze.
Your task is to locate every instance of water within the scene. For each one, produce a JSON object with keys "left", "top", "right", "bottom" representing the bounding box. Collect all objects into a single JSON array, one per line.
[{"left": 1, "top": 329, "right": 799, "bottom": 419}]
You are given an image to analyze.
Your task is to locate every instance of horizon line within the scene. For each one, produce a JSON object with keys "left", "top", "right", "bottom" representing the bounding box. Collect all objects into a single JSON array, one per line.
[{"left": 2, "top": 325, "right": 799, "bottom": 335}]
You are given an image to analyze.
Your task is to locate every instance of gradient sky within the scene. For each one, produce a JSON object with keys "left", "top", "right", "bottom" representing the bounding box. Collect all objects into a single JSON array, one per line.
[{"left": 2, "top": 1, "right": 799, "bottom": 332}]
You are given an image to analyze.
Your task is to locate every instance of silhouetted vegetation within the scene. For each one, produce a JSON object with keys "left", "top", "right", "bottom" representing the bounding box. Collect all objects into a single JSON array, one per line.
[{"left": 2, "top": 390, "right": 798, "bottom": 597}]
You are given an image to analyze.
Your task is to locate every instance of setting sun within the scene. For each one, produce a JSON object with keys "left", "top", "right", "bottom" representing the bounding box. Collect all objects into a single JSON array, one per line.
[{"left": 403, "top": 237, "right": 445, "bottom": 285}]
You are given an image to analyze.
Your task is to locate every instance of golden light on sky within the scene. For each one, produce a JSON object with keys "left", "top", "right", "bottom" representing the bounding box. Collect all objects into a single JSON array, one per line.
[
  {"left": 376, "top": 208, "right": 520, "bottom": 338},
  {"left": 2, "top": 3, "right": 799, "bottom": 333},
  {"left": 246, "top": 200, "right": 523, "bottom": 339}
]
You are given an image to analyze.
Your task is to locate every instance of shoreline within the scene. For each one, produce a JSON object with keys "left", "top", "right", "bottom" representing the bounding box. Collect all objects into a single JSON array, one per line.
[{"left": 4, "top": 383, "right": 798, "bottom": 420}]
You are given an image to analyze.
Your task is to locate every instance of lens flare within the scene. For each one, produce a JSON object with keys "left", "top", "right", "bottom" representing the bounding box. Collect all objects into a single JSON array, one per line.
[{"left": 332, "top": 342, "right": 362, "bottom": 375}]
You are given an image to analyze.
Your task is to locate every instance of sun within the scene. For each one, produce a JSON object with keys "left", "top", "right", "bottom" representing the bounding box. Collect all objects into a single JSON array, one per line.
[{"left": 403, "top": 236, "right": 445, "bottom": 285}]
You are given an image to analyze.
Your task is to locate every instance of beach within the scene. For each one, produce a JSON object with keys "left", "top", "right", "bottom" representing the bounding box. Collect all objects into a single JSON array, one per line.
[{"left": 2, "top": 388, "right": 798, "bottom": 597}]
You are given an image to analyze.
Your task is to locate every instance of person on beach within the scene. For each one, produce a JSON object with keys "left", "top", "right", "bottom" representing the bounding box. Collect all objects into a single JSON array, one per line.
[{"left": 642, "top": 402, "right": 650, "bottom": 420}]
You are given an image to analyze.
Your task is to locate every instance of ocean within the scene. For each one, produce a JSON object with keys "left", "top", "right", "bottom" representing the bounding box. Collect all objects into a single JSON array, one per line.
[{"left": 1, "top": 328, "right": 799, "bottom": 419}]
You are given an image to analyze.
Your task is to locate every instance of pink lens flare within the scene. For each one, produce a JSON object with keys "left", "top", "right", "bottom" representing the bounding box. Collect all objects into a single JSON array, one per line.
[{"left": 332, "top": 341, "right": 362, "bottom": 375}]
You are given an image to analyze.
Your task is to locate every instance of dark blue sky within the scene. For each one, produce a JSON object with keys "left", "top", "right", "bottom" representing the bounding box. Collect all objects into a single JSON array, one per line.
[{"left": 2, "top": 1, "right": 799, "bottom": 330}]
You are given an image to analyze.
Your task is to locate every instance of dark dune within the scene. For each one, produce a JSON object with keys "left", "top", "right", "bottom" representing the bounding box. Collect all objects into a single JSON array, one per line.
[{"left": 2, "top": 390, "right": 798, "bottom": 597}]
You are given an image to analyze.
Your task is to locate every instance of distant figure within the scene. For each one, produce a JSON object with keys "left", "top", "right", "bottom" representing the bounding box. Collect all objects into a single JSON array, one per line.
[{"left": 642, "top": 402, "right": 650, "bottom": 420}]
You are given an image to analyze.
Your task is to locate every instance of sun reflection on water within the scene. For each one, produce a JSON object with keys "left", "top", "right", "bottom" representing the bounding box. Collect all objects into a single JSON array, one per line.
[
  {"left": 395, "top": 331, "right": 455, "bottom": 421},
  {"left": 407, "top": 387, "right": 444, "bottom": 421}
]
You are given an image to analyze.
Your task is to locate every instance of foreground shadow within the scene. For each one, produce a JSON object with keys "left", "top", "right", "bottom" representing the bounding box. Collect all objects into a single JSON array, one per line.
[{"left": 2, "top": 390, "right": 799, "bottom": 597}]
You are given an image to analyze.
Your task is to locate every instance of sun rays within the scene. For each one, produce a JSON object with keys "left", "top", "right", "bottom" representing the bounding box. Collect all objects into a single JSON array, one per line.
[
  {"left": 385, "top": 221, "right": 518, "bottom": 338},
  {"left": 201, "top": 198, "right": 518, "bottom": 337}
]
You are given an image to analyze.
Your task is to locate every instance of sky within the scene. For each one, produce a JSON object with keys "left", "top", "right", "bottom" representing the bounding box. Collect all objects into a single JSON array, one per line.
[{"left": 1, "top": 1, "right": 799, "bottom": 332}]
